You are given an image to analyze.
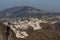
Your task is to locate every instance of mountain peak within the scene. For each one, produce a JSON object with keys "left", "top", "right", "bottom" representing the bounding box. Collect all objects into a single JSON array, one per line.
[
  {"left": 0, "top": 6, "right": 60, "bottom": 19},
  {"left": 0, "top": 6, "right": 43, "bottom": 18}
]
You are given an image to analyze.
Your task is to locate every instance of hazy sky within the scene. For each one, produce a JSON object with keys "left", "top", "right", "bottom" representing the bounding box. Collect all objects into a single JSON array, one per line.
[{"left": 0, "top": 0, "right": 60, "bottom": 12}]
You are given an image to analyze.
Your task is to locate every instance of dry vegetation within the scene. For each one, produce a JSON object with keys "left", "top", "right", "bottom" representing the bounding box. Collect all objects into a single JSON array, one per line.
[{"left": 0, "top": 23, "right": 60, "bottom": 40}]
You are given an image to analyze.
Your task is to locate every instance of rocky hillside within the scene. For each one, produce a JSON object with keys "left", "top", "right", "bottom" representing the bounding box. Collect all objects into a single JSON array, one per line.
[
  {"left": 0, "top": 21, "right": 60, "bottom": 40},
  {"left": 0, "top": 6, "right": 60, "bottom": 40}
]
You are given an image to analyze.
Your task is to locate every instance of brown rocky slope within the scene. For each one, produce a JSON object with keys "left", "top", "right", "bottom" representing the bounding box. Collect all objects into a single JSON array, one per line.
[{"left": 0, "top": 22, "right": 60, "bottom": 40}]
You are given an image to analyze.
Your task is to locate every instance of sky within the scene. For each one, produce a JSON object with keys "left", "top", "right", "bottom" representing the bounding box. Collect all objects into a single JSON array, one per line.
[{"left": 0, "top": 0, "right": 60, "bottom": 12}]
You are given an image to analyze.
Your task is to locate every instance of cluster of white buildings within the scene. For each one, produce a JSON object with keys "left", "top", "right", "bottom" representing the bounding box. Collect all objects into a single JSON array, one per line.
[{"left": 3, "top": 18, "right": 51, "bottom": 38}]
